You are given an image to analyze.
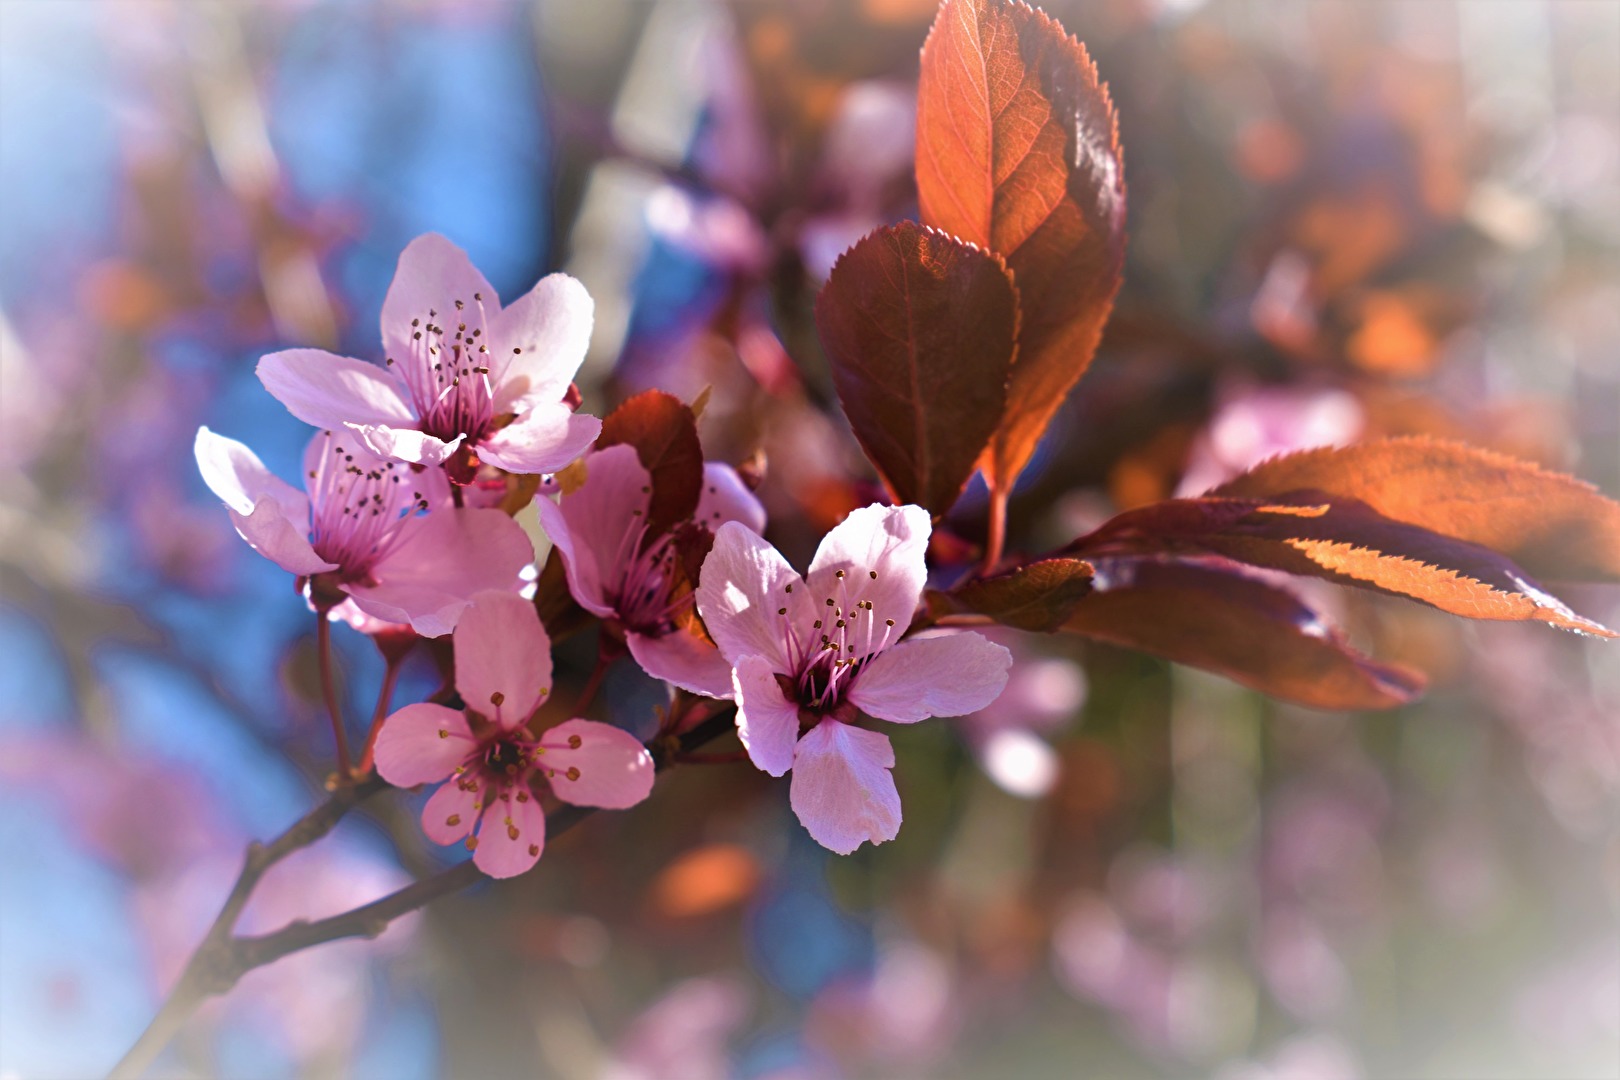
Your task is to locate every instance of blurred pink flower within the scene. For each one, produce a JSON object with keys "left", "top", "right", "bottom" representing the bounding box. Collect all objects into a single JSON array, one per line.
[
  {"left": 1177, "top": 383, "right": 1364, "bottom": 497},
  {"left": 195, "top": 426, "right": 533, "bottom": 636},
  {"left": 959, "top": 640, "right": 1086, "bottom": 798},
  {"left": 537, "top": 443, "right": 764, "bottom": 697},
  {"left": 807, "top": 942, "right": 959, "bottom": 1070},
  {"left": 694, "top": 505, "right": 1011, "bottom": 853},
  {"left": 645, "top": 187, "right": 769, "bottom": 276},
  {"left": 0, "top": 734, "right": 230, "bottom": 880},
  {"left": 138, "top": 844, "right": 414, "bottom": 1065},
  {"left": 374, "top": 591, "right": 654, "bottom": 878},
  {"left": 258, "top": 233, "right": 600, "bottom": 479},
  {"left": 603, "top": 975, "right": 748, "bottom": 1080},
  {"left": 1216, "top": 1033, "right": 1362, "bottom": 1080}
]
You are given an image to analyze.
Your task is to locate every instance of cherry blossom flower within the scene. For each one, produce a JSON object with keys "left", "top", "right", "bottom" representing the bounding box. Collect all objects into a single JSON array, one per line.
[
  {"left": 536, "top": 443, "right": 766, "bottom": 697},
  {"left": 373, "top": 591, "right": 655, "bottom": 878},
  {"left": 694, "top": 504, "right": 1011, "bottom": 853},
  {"left": 195, "top": 426, "right": 533, "bottom": 637},
  {"left": 257, "top": 233, "right": 601, "bottom": 481}
]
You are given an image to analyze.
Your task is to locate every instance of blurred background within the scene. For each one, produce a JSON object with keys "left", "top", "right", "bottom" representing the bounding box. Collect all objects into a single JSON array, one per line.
[{"left": 2, "top": 0, "right": 1618, "bottom": 1077}]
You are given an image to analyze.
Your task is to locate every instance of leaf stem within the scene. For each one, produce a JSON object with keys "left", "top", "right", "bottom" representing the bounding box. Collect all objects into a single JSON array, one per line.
[{"left": 982, "top": 489, "right": 1008, "bottom": 576}]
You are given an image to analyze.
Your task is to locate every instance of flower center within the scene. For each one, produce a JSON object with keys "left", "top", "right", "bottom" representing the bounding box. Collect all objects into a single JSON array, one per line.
[
  {"left": 389, "top": 295, "right": 500, "bottom": 446},
  {"left": 606, "top": 524, "right": 690, "bottom": 635},
  {"left": 484, "top": 737, "right": 530, "bottom": 776},
  {"left": 307, "top": 433, "right": 431, "bottom": 577},
  {"left": 775, "top": 567, "right": 900, "bottom": 715}
]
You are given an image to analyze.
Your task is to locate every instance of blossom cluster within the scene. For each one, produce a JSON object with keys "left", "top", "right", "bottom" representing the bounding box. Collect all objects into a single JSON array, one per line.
[{"left": 198, "top": 233, "right": 1012, "bottom": 876}]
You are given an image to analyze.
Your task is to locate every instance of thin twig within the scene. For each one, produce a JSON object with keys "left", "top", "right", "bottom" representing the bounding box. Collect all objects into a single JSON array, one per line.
[
  {"left": 354, "top": 653, "right": 404, "bottom": 776},
  {"left": 105, "top": 709, "right": 737, "bottom": 1079},
  {"left": 106, "top": 775, "right": 387, "bottom": 1080},
  {"left": 571, "top": 644, "right": 616, "bottom": 715},
  {"left": 314, "top": 611, "right": 352, "bottom": 777}
]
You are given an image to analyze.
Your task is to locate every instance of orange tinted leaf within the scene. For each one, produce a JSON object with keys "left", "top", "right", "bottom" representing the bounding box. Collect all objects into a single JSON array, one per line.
[
  {"left": 933, "top": 557, "right": 1093, "bottom": 631},
  {"left": 1071, "top": 496, "right": 1615, "bottom": 636},
  {"left": 916, "top": 0, "right": 1126, "bottom": 497},
  {"left": 1212, "top": 437, "right": 1620, "bottom": 582},
  {"left": 1064, "top": 559, "right": 1426, "bottom": 711},
  {"left": 651, "top": 844, "right": 761, "bottom": 918},
  {"left": 815, "top": 222, "right": 1018, "bottom": 516},
  {"left": 598, "top": 390, "right": 704, "bottom": 539}
]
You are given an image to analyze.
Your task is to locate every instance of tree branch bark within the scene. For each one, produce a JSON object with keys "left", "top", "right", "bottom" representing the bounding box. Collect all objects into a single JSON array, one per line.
[{"left": 106, "top": 708, "right": 737, "bottom": 1080}]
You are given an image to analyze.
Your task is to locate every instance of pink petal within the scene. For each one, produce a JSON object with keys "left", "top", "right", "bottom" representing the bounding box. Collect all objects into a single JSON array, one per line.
[
  {"left": 348, "top": 423, "right": 460, "bottom": 467},
  {"left": 327, "top": 598, "right": 404, "bottom": 636},
  {"left": 732, "top": 654, "right": 800, "bottom": 777},
  {"left": 788, "top": 720, "right": 901, "bottom": 854},
  {"left": 194, "top": 427, "right": 309, "bottom": 522},
  {"left": 540, "top": 718, "right": 655, "bottom": 809},
  {"left": 695, "top": 522, "right": 812, "bottom": 673},
  {"left": 490, "top": 273, "right": 594, "bottom": 413},
  {"left": 379, "top": 233, "right": 499, "bottom": 362},
  {"left": 472, "top": 781, "right": 548, "bottom": 878},
  {"left": 421, "top": 779, "right": 481, "bottom": 845},
  {"left": 257, "top": 348, "right": 413, "bottom": 431},
  {"left": 627, "top": 629, "right": 735, "bottom": 698},
  {"left": 453, "top": 591, "right": 553, "bottom": 728},
  {"left": 696, "top": 463, "right": 766, "bottom": 534},
  {"left": 533, "top": 444, "right": 650, "bottom": 618},
  {"left": 477, "top": 403, "right": 602, "bottom": 475},
  {"left": 374, "top": 702, "right": 475, "bottom": 786},
  {"left": 348, "top": 508, "right": 535, "bottom": 637},
  {"left": 806, "top": 504, "right": 930, "bottom": 645},
  {"left": 228, "top": 498, "right": 338, "bottom": 576},
  {"left": 848, "top": 632, "right": 1012, "bottom": 723}
]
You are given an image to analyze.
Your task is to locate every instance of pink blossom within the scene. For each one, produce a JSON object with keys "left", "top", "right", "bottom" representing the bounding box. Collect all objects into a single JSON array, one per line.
[
  {"left": 1177, "top": 383, "right": 1364, "bottom": 497},
  {"left": 195, "top": 426, "right": 533, "bottom": 637},
  {"left": 603, "top": 975, "right": 748, "bottom": 1080},
  {"left": 536, "top": 443, "right": 766, "bottom": 697},
  {"left": 694, "top": 504, "right": 1011, "bottom": 853},
  {"left": 373, "top": 591, "right": 655, "bottom": 878},
  {"left": 257, "top": 233, "right": 601, "bottom": 481}
]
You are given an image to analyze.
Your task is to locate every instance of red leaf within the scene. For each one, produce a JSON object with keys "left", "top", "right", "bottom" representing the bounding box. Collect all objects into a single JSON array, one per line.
[
  {"left": 932, "top": 557, "right": 1093, "bottom": 631},
  {"left": 1063, "top": 559, "right": 1426, "bottom": 711},
  {"left": 598, "top": 390, "right": 705, "bottom": 540},
  {"left": 916, "top": 0, "right": 1127, "bottom": 499},
  {"left": 1212, "top": 437, "right": 1620, "bottom": 582},
  {"left": 815, "top": 222, "right": 1018, "bottom": 517},
  {"left": 1070, "top": 495, "right": 1615, "bottom": 637}
]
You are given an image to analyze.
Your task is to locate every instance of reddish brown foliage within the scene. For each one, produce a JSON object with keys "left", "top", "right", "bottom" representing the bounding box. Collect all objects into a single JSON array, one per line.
[
  {"left": 915, "top": 0, "right": 1126, "bottom": 500},
  {"left": 815, "top": 222, "right": 1018, "bottom": 517},
  {"left": 1213, "top": 437, "right": 1620, "bottom": 582},
  {"left": 1070, "top": 495, "right": 1615, "bottom": 636},
  {"left": 1064, "top": 559, "right": 1427, "bottom": 711},
  {"left": 932, "top": 557, "right": 1094, "bottom": 631},
  {"left": 598, "top": 390, "right": 705, "bottom": 540}
]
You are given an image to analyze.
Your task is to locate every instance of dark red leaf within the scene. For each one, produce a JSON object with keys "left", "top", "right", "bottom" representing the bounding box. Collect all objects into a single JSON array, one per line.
[
  {"left": 931, "top": 557, "right": 1094, "bottom": 631},
  {"left": 916, "top": 0, "right": 1127, "bottom": 499},
  {"left": 1069, "top": 495, "right": 1615, "bottom": 637},
  {"left": 1212, "top": 437, "right": 1620, "bottom": 582},
  {"left": 1063, "top": 558, "right": 1426, "bottom": 711},
  {"left": 815, "top": 221, "right": 1018, "bottom": 517},
  {"left": 598, "top": 390, "right": 705, "bottom": 540},
  {"left": 533, "top": 547, "right": 591, "bottom": 643}
]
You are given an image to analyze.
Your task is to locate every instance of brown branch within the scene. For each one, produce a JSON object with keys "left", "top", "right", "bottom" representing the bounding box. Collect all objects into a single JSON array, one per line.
[{"left": 106, "top": 709, "right": 738, "bottom": 1079}]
